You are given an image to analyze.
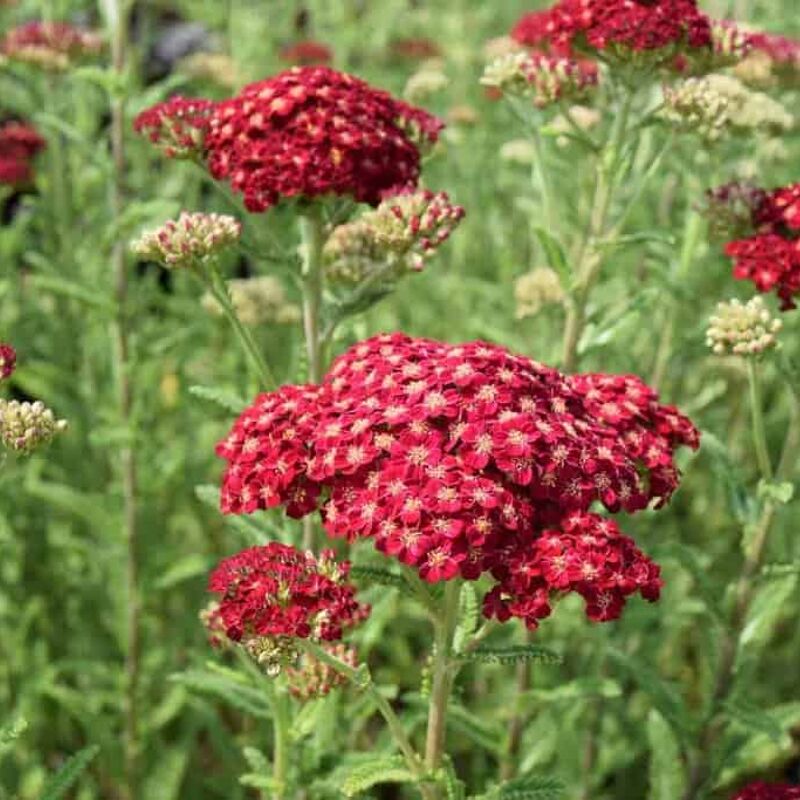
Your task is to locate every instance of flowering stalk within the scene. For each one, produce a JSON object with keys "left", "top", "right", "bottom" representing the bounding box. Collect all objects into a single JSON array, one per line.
[
  {"left": 747, "top": 360, "right": 772, "bottom": 480},
  {"left": 205, "top": 265, "right": 277, "bottom": 389},
  {"left": 99, "top": 0, "right": 139, "bottom": 797},
  {"left": 299, "top": 206, "right": 327, "bottom": 384},
  {"left": 424, "top": 581, "right": 462, "bottom": 782},
  {"left": 562, "top": 91, "right": 633, "bottom": 372},
  {"left": 271, "top": 688, "right": 291, "bottom": 800}
]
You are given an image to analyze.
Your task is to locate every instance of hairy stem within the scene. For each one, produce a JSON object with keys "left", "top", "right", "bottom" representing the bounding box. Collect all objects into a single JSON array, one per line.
[
  {"left": 206, "top": 265, "right": 277, "bottom": 389},
  {"left": 272, "top": 689, "right": 291, "bottom": 800},
  {"left": 747, "top": 360, "right": 773, "bottom": 480},
  {"left": 299, "top": 206, "right": 326, "bottom": 551},
  {"left": 101, "top": 1, "right": 138, "bottom": 796},
  {"left": 424, "top": 581, "right": 462, "bottom": 780}
]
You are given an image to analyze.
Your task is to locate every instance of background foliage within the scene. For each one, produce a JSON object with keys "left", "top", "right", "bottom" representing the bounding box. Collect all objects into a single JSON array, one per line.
[{"left": 1, "top": 0, "right": 800, "bottom": 798}]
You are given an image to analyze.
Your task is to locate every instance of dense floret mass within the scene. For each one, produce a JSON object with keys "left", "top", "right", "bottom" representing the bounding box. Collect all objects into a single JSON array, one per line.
[
  {"left": 0, "top": 121, "right": 46, "bottom": 186},
  {"left": 216, "top": 334, "right": 698, "bottom": 629},
  {"left": 203, "top": 66, "right": 443, "bottom": 212},
  {"left": 0, "top": 344, "right": 16, "bottom": 381},
  {"left": 133, "top": 97, "right": 215, "bottom": 159},
  {"left": 732, "top": 783, "right": 800, "bottom": 800},
  {"left": 208, "top": 543, "right": 368, "bottom": 643}
]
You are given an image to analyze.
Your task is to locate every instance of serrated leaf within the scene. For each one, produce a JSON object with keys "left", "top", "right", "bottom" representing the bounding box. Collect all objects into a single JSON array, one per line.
[
  {"left": 188, "top": 384, "right": 248, "bottom": 413},
  {"left": 40, "top": 745, "right": 100, "bottom": 800},
  {"left": 339, "top": 755, "right": 416, "bottom": 797},
  {"left": 153, "top": 554, "right": 211, "bottom": 591},
  {"left": 739, "top": 574, "right": 798, "bottom": 653},
  {"left": 465, "top": 644, "right": 563, "bottom": 666},
  {"left": 757, "top": 480, "right": 795, "bottom": 505},
  {"left": 524, "top": 677, "right": 622, "bottom": 705},
  {"left": 170, "top": 669, "right": 272, "bottom": 720},
  {"left": 647, "top": 709, "right": 686, "bottom": 800},
  {"left": 490, "top": 774, "right": 565, "bottom": 800},
  {"left": 453, "top": 583, "right": 479, "bottom": 653}
]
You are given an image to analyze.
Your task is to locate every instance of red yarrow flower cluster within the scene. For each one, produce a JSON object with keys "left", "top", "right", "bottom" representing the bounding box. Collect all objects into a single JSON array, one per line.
[
  {"left": 748, "top": 32, "right": 800, "bottom": 82},
  {"left": 133, "top": 97, "right": 215, "bottom": 159},
  {"left": 204, "top": 66, "right": 442, "bottom": 212},
  {"left": 208, "top": 543, "right": 367, "bottom": 644},
  {"left": 0, "top": 121, "right": 46, "bottom": 187},
  {"left": 278, "top": 40, "right": 333, "bottom": 66},
  {"left": 732, "top": 783, "right": 800, "bottom": 800},
  {"left": 1, "top": 20, "right": 102, "bottom": 70},
  {"left": 217, "top": 334, "right": 698, "bottom": 629},
  {"left": 718, "top": 180, "right": 800, "bottom": 310},
  {"left": 0, "top": 344, "right": 16, "bottom": 381},
  {"left": 511, "top": 0, "right": 712, "bottom": 67}
]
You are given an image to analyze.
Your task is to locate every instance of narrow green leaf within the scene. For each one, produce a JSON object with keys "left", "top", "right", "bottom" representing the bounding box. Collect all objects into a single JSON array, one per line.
[
  {"left": 40, "top": 745, "right": 100, "bottom": 800},
  {"left": 723, "top": 699, "right": 784, "bottom": 743},
  {"left": 490, "top": 774, "right": 565, "bottom": 800},
  {"left": 647, "top": 709, "right": 686, "bottom": 800},
  {"left": 533, "top": 227, "right": 570, "bottom": 289},
  {"left": 465, "top": 644, "right": 563, "bottom": 666}
]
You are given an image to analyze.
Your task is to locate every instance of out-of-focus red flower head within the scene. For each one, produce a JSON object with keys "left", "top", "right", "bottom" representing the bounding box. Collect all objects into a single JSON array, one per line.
[
  {"left": 0, "top": 121, "right": 46, "bottom": 187},
  {"left": 512, "top": 0, "right": 713, "bottom": 69},
  {"left": 732, "top": 783, "right": 800, "bottom": 800},
  {"left": 1, "top": 20, "right": 102, "bottom": 70},
  {"left": 216, "top": 333, "right": 698, "bottom": 630},
  {"left": 278, "top": 40, "right": 333, "bottom": 66},
  {"left": 133, "top": 97, "right": 215, "bottom": 160},
  {"left": 204, "top": 66, "right": 443, "bottom": 212},
  {"left": 0, "top": 343, "right": 16, "bottom": 381}
]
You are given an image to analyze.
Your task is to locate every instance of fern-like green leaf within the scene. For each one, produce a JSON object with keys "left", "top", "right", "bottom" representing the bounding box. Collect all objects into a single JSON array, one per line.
[
  {"left": 647, "top": 709, "right": 686, "bottom": 800},
  {"left": 188, "top": 384, "right": 248, "bottom": 413},
  {"left": 40, "top": 745, "right": 100, "bottom": 800},
  {"left": 465, "top": 644, "right": 563, "bottom": 666},
  {"left": 490, "top": 774, "right": 565, "bottom": 800},
  {"left": 453, "top": 583, "right": 480, "bottom": 653},
  {"left": 339, "top": 755, "right": 417, "bottom": 797}
]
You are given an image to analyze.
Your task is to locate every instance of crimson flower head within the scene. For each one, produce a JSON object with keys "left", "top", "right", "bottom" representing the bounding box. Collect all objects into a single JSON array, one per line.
[
  {"left": 217, "top": 334, "right": 698, "bottom": 630},
  {"left": 133, "top": 97, "right": 215, "bottom": 159},
  {"left": 746, "top": 32, "right": 800, "bottom": 84},
  {"left": 278, "top": 40, "right": 333, "bottom": 66},
  {"left": 512, "top": 0, "right": 713, "bottom": 70},
  {"left": 0, "top": 121, "right": 46, "bottom": 187},
  {"left": 208, "top": 543, "right": 368, "bottom": 646},
  {"left": 1, "top": 20, "right": 102, "bottom": 71},
  {"left": 0, "top": 344, "right": 16, "bottom": 381},
  {"left": 203, "top": 66, "right": 443, "bottom": 212},
  {"left": 732, "top": 783, "right": 800, "bottom": 800},
  {"left": 388, "top": 38, "right": 443, "bottom": 61},
  {"left": 718, "top": 180, "right": 800, "bottom": 310}
]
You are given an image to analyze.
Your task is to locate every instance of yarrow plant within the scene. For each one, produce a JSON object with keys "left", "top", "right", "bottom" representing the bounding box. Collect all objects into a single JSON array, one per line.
[
  {"left": 0, "top": 343, "right": 15, "bottom": 381},
  {"left": 706, "top": 296, "right": 782, "bottom": 356},
  {"left": 732, "top": 784, "right": 800, "bottom": 800},
  {"left": 1, "top": 20, "right": 102, "bottom": 71},
  {"left": 277, "top": 40, "right": 333, "bottom": 66}
]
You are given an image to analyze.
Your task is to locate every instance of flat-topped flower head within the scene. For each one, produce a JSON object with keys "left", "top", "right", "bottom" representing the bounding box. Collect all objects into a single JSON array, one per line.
[
  {"left": 707, "top": 297, "right": 782, "bottom": 356},
  {"left": 204, "top": 66, "right": 443, "bottom": 212},
  {"left": 208, "top": 543, "right": 368, "bottom": 674},
  {"left": 512, "top": 0, "right": 714, "bottom": 72},
  {"left": 0, "top": 399, "right": 67, "bottom": 454},
  {"left": 515, "top": 267, "right": 565, "bottom": 319},
  {"left": 132, "top": 212, "right": 241, "bottom": 270},
  {"left": 1, "top": 21, "right": 102, "bottom": 71},
  {"left": 133, "top": 97, "right": 215, "bottom": 160},
  {"left": 732, "top": 784, "right": 800, "bottom": 800},
  {"left": 482, "top": 51, "right": 598, "bottom": 107},
  {"left": 217, "top": 334, "right": 698, "bottom": 630},
  {"left": 743, "top": 32, "right": 800, "bottom": 87},
  {"left": 0, "top": 344, "right": 16, "bottom": 381},
  {"left": 0, "top": 121, "right": 46, "bottom": 187},
  {"left": 285, "top": 642, "right": 358, "bottom": 700},
  {"left": 713, "top": 180, "right": 800, "bottom": 310}
]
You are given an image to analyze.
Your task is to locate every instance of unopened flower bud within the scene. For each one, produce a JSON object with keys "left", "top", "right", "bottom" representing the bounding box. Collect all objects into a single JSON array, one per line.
[
  {"left": 706, "top": 296, "right": 782, "bottom": 356},
  {"left": 710, "top": 20, "right": 751, "bottom": 66},
  {"left": 0, "top": 399, "right": 67, "bottom": 454},
  {"left": 132, "top": 212, "right": 241, "bottom": 270},
  {"left": 201, "top": 276, "right": 300, "bottom": 326},
  {"left": 242, "top": 635, "right": 299, "bottom": 677},
  {"left": 500, "top": 138, "right": 536, "bottom": 165},
  {"left": 404, "top": 66, "right": 450, "bottom": 103},
  {"left": 285, "top": 642, "right": 358, "bottom": 701},
  {"left": 701, "top": 181, "right": 766, "bottom": 240},
  {"left": 515, "top": 267, "right": 565, "bottom": 319}
]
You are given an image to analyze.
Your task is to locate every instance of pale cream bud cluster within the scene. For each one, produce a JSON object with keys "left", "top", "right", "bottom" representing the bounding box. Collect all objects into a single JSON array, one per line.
[
  {"left": 325, "top": 190, "right": 464, "bottom": 283},
  {"left": 403, "top": 61, "right": 450, "bottom": 103},
  {"left": 663, "top": 74, "right": 794, "bottom": 141},
  {"left": 201, "top": 276, "right": 300, "bottom": 327},
  {"left": 706, "top": 296, "right": 782, "bottom": 356},
  {"left": 710, "top": 20, "right": 751, "bottom": 66},
  {"left": 178, "top": 52, "right": 240, "bottom": 89},
  {"left": 481, "top": 52, "right": 533, "bottom": 96},
  {"left": 515, "top": 267, "right": 565, "bottom": 319},
  {"left": 0, "top": 399, "right": 67, "bottom": 454},
  {"left": 132, "top": 212, "right": 241, "bottom": 270}
]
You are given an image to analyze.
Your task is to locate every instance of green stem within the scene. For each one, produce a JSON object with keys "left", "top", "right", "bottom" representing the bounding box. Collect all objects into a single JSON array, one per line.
[
  {"left": 747, "top": 360, "right": 773, "bottom": 480},
  {"left": 296, "top": 640, "right": 428, "bottom": 788},
  {"left": 424, "top": 581, "right": 462, "bottom": 779},
  {"left": 206, "top": 266, "right": 277, "bottom": 389},
  {"left": 272, "top": 689, "right": 291, "bottom": 800},
  {"left": 561, "top": 91, "right": 633, "bottom": 372},
  {"left": 529, "top": 124, "right": 556, "bottom": 236},
  {"left": 299, "top": 207, "right": 326, "bottom": 384}
]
